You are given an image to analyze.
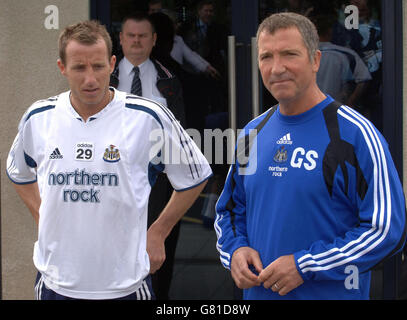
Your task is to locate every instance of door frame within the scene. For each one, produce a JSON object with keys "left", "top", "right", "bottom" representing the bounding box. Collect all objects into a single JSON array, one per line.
[{"left": 381, "top": 0, "right": 404, "bottom": 300}]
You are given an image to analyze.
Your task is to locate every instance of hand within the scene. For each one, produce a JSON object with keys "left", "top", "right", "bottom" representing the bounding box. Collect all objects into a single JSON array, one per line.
[
  {"left": 145, "top": 183, "right": 207, "bottom": 274},
  {"left": 258, "top": 254, "right": 304, "bottom": 296},
  {"left": 304, "top": 7, "right": 314, "bottom": 17},
  {"left": 231, "top": 247, "right": 263, "bottom": 289},
  {"left": 204, "top": 65, "right": 221, "bottom": 80},
  {"left": 146, "top": 225, "right": 166, "bottom": 274}
]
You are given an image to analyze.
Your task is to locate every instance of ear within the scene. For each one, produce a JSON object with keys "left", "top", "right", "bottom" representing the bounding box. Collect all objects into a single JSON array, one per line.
[
  {"left": 152, "top": 32, "right": 157, "bottom": 46},
  {"left": 119, "top": 32, "right": 123, "bottom": 45},
  {"left": 110, "top": 55, "right": 117, "bottom": 73},
  {"left": 57, "top": 59, "right": 66, "bottom": 76},
  {"left": 312, "top": 50, "right": 321, "bottom": 73}
]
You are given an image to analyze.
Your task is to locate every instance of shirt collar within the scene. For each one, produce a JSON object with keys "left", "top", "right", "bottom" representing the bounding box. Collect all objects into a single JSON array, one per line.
[
  {"left": 122, "top": 56, "right": 151, "bottom": 77},
  {"left": 319, "top": 41, "right": 333, "bottom": 48},
  {"left": 198, "top": 19, "right": 206, "bottom": 27},
  {"left": 66, "top": 87, "right": 117, "bottom": 122}
]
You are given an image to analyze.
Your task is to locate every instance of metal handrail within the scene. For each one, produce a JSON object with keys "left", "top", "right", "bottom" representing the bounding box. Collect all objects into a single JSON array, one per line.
[
  {"left": 251, "top": 37, "right": 259, "bottom": 118},
  {"left": 228, "top": 35, "right": 237, "bottom": 135}
]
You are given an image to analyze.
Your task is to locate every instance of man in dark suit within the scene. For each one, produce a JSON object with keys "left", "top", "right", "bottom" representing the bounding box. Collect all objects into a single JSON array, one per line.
[
  {"left": 178, "top": 0, "right": 228, "bottom": 135},
  {"left": 180, "top": 0, "right": 226, "bottom": 74}
]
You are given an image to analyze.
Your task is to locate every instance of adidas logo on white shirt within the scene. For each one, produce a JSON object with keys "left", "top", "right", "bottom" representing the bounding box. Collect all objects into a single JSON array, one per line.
[
  {"left": 49, "top": 148, "right": 63, "bottom": 159},
  {"left": 277, "top": 133, "right": 293, "bottom": 145}
]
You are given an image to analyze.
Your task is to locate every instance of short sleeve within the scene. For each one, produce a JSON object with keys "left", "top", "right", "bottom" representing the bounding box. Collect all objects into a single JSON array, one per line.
[
  {"left": 6, "top": 112, "right": 37, "bottom": 184},
  {"left": 153, "top": 104, "right": 213, "bottom": 191}
]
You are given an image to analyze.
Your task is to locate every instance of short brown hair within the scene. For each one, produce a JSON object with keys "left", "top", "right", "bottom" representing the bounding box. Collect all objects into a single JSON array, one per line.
[
  {"left": 58, "top": 20, "right": 112, "bottom": 64},
  {"left": 122, "top": 12, "right": 155, "bottom": 33},
  {"left": 197, "top": 0, "right": 214, "bottom": 11},
  {"left": 256, "top": 12, "right": 319, "bottom": 62}
]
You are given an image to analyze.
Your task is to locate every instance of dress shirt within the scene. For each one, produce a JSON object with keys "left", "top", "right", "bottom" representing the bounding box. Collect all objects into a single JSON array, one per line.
[
  {"left": 117, "top": 56, "right": 167, "bottom": 106},
  {"left": 171, "top": 35, "right": 209, "bottom": 73},
  {"left": 197, "top": 19, "right": 207, "bottom": 38},
  {"left": 317, "top": 42, "right": 372, "bottom": 102}
]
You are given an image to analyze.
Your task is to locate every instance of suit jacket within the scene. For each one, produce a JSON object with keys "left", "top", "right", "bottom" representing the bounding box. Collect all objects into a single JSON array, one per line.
[
  {"left": 110, "top": 56, "right": 186, "bottom": 127},
  {"left": 179, "top": 18, "right": 227, "bottom": 74}
]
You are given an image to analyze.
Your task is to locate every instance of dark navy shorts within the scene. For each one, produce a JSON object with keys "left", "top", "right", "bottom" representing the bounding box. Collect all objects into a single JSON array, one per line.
[{"left": 35, "top": 272, "right": 155, "bottom": 300}]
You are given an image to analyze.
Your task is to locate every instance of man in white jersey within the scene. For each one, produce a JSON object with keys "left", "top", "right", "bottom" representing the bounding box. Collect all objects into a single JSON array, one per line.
[
  {"left": 6, "top": 20, "right": 212, "bottom": 300},
  {"left": 110, "top": 12, "right": 188, "bottom": 300}
]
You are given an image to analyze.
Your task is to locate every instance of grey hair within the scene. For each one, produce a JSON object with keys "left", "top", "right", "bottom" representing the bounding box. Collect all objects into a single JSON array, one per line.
[{"left": 256, "top": 12, "right": 319, "bottom": 62}]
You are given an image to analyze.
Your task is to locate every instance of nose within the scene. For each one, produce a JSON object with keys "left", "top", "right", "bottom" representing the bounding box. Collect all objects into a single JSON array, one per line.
[
  {"left": 84, "top": 68, "right": 97, "bottom": 85},
  {"left": 271, "top": 56, "right": 286, "bottom": 76}
]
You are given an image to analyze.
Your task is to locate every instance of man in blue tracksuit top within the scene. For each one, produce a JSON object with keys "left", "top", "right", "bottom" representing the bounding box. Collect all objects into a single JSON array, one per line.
[{"left": 214, "top": 12, "right": 406, "bottom": 300}]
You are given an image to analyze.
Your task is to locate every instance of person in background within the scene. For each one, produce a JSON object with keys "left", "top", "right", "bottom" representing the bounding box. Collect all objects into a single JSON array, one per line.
[
  {"left": 159, "top": 9, "right": 221, "bottom": 80},
  {"left": 332, "top": 0, "right": 383, "bottom": 130},
  {"left": 178, "top": 0, "right": 228, "bottom": 131},
  {"left": 179, "top": 0, "right": 227, "bottom": 80},
  {"left": 313, "top": 14, "right": 371, "bottom": 109},
  {"left": 110, "top": 13, "right": 185, "bottom": 124},
  {"left": 148, "top": 0, "right": 163, "bottom": 14},
  {"left": 178, "top": 1, "right": 229, "bottom": 229}
]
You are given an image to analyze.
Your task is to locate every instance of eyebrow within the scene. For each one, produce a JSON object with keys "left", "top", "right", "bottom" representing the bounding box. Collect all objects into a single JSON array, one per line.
[
  {"left": 125, "top": 31, "right": 149, "bottom": 36},
  {"left": 282, "top": 48, "right": 302, "bottom": 54},
  {"left": 259, "top": 48, "right": 302, "bottom": 56},
  {"left": 70, "top": 61, "right": 106, "bottom": 67}
]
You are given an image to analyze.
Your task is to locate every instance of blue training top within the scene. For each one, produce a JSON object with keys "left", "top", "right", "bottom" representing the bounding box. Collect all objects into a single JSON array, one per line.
[{"left": 215, "top": 95, "right": 406, "bottom": 300}]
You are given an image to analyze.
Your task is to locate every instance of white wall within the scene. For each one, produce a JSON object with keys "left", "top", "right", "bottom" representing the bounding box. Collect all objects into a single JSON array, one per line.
[{"left": 0, "top": 0, "right": 89, "bottom": 299}]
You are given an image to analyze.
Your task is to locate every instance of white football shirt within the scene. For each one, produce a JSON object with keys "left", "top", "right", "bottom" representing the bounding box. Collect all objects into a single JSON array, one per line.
[{"left": 7, "top": 88, "right": 212, "bottom": 299}]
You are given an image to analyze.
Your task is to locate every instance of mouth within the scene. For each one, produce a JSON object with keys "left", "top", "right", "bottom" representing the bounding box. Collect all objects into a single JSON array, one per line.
[
  {"left": 270, "top": 79, "right": 293, "bottom": 87},
  {"left": 271, "top": 79, "right": 291, "bottom": 84},
  {"left": 83, "top": 88, "right": 99, "bottom": 95}
]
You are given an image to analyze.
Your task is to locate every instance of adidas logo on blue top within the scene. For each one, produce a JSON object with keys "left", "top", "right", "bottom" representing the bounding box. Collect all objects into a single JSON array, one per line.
[
  {"left": 277, "top": 133, "right": 293, "bottom": 145},
  {"left": 49, "top": 148, "right": 63, "bottom": 159}
]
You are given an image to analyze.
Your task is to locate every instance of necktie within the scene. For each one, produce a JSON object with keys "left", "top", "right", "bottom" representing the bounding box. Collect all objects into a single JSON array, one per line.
[
  {"left": 198, "top": 22, "right": 207, "bottom": 40},
  {"left": 201, "top": 23, "right": 207, "bottom": 37},
  {"left": 131, "top": 66, "right": 142, "bottom": 96}
]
